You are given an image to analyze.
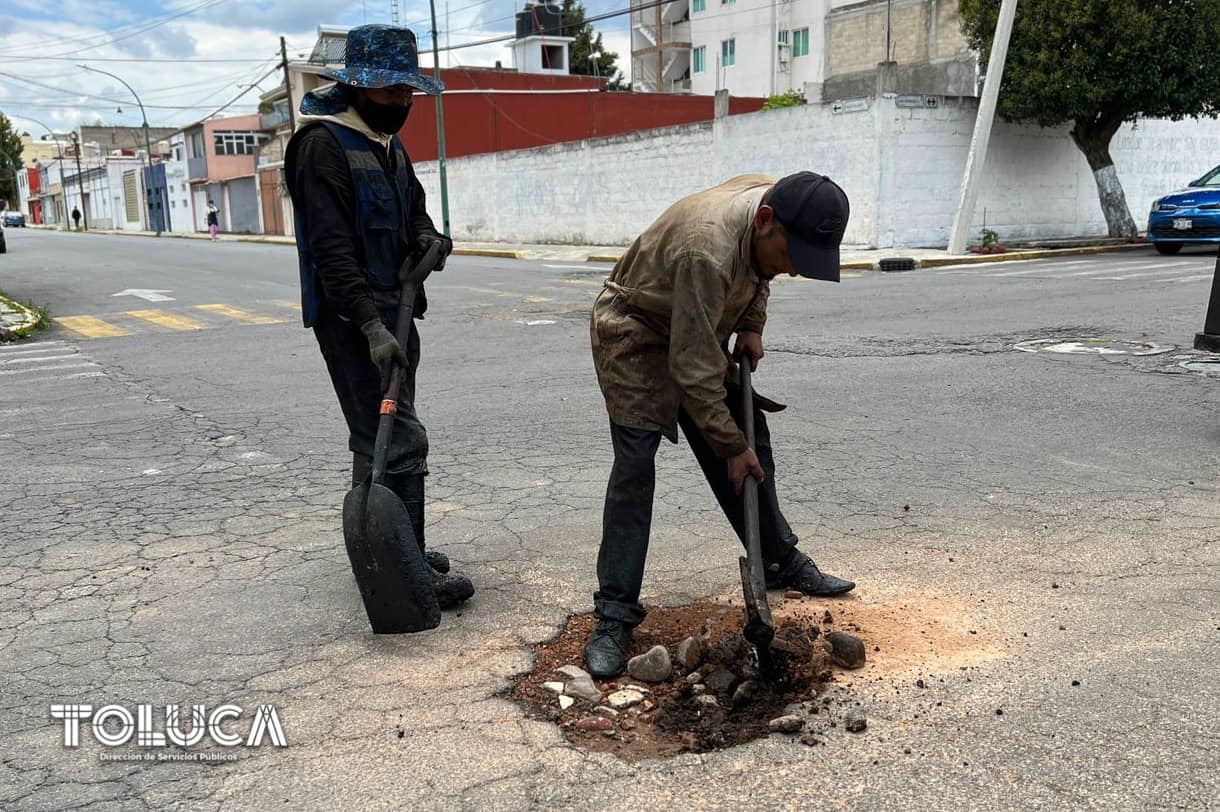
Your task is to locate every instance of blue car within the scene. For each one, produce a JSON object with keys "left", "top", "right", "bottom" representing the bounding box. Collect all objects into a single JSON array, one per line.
[{"left": 1148, "top": 164, "right": 1220, "bottom": 254}]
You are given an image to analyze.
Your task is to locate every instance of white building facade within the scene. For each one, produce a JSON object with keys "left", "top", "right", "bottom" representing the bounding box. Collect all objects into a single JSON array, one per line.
[
  {"left": 634, "top": 0, "right": 975, "bottom": 99},
  {"left": 162, "top": 134, "right": 197, "bottom": 234}
]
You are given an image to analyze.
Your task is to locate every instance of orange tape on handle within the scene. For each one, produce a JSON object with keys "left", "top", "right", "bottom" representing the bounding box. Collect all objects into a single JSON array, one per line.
[{"left": 379, "top": 398, "right": 397, "bottom": 415}]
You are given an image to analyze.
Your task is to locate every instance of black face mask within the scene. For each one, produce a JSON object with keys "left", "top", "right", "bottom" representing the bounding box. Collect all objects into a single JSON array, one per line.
[{"left": 359, "top": 99, "right": 411, "bottom": 135}]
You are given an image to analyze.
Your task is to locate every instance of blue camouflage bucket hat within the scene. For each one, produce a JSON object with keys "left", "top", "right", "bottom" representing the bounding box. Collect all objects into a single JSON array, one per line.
[{"left": 322, "top": 24, "right": 443, "bottom": 96}]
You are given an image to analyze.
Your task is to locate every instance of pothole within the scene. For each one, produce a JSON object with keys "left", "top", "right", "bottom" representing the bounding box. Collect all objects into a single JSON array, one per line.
[
  {"left": 509, "top": 600, "right": 840, "bottom": 761},
  {"left": 1014, "top": 337, "right": 1175, "bottom": 355},
  {"left": 509, "top": 591, "right": 1004, "bottom": 761}
]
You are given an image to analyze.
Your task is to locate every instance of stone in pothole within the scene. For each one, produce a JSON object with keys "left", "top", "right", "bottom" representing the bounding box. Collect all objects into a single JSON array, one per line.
[
  {"left": 627, "top": 645, "right": 672, "bottom": 683},
  {"left": 606, "top": 689, "right": 645, "bottom": 710}
]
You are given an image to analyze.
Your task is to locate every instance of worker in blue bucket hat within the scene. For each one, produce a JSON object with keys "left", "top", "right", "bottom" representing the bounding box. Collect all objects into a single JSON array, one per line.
[{"left": 285, "top": 25, "right": 474, "bottom": 610}]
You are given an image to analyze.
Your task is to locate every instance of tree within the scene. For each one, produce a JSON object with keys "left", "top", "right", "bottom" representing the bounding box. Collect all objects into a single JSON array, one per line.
[
  {"left": 561, "top": 0, "right": 627, "bottom": 90},
  {"left": 959, "top": 0, "right": 1220, "bottom": 237},
  {"left": 0, "top": 112, "right": 24, "bottom": 209}
]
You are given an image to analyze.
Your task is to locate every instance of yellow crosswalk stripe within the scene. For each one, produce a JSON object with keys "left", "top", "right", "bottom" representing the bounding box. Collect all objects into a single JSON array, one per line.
[
  {"left": 271, "top": 299, "right": 302, "bottom": 311},
  {"left": 193, "top": 304, "right": 286, "bottom": 325},
  {"left": 57, "top": 315, "right": 131, "bottom": 338},
  {"left": 125, "top": 309, "right": 206, "bottom": 331}
]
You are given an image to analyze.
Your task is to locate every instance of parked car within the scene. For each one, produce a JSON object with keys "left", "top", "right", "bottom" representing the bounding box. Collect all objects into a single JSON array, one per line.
[
  {"left": 1148, "top": 164, "right": 1220, "bottom": 254},
  {"left": 2, "top": 211, "right": 25, "bottom": 227}
]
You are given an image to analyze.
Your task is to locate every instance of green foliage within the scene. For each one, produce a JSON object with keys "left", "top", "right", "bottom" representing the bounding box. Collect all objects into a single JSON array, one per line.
[
  {"left": 958, "top": 0, "right": 1220, "bottom": 128},
  {"left": 0, "top": 112, "right": 24, "bottom": 209},
  {"left": 980, "top": 228, "right": 1000, "bottom": 249},
  {"left": 0, "top": 292, "right": 51, "bottom": 342},
  {"left": 761, "top": 90, "right": 806, "bottom": 111},
  {"left": 561, "top": 0, "right": 627, "bottom": 90}
]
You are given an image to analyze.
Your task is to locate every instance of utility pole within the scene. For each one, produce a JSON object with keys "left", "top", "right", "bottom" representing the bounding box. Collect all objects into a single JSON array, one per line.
[
  {"left": 70, "top": 132, "right": 88, "bottom": 230},
  {"left": 428, "top": 0, "right": 451, "bottom": 235},
  {"left": 947, "top": 0, "right": 1018, "bottom": 255},
  {"left": 280, "top": 36, "right": 296, "bottom": 133}
]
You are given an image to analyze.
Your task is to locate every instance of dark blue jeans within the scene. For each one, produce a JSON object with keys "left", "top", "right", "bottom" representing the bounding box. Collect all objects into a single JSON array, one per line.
[
  {"left": 594, "top": 394, "right": 800, "bottom": 626},
  {"left": 313, "top": 307, "right": 429, "bottom": 481}
]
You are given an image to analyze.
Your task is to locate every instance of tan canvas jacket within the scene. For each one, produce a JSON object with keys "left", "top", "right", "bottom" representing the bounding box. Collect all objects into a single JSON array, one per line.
[{"left": 590, "top": 175, "right": 776, "bottom": 458}]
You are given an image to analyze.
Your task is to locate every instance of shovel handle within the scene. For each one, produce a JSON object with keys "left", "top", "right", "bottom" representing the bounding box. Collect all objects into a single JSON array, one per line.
[
  {"left": 739, "top": 358, "right": 761, "bottom": 564},
  {"left": 368, "top": 242, "right": 446, "bottom": 486}
]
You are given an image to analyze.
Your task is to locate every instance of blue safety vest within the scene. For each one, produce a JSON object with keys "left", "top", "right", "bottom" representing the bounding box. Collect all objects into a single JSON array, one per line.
[{"left": 289, "top": 122, "right": 415, "bottom": 327}]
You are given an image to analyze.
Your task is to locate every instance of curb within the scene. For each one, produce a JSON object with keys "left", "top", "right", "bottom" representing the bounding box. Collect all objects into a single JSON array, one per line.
[
  {"left": 453, "top": 248, "right": 526, "bottom": 259},
  {"left": 0, "top": 293, "right": 43, "bottom": 341},
  {"left": 906, "top": 242, "right": 1148, "bottom": 270},
  {"left": 586, "top": 255, "right": 621, "bottom": 264}
]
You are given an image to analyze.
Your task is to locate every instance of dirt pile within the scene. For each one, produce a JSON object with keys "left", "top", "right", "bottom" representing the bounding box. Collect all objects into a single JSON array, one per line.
[{"left": 509, "top": 600, "right": 851, "bottom": 761}]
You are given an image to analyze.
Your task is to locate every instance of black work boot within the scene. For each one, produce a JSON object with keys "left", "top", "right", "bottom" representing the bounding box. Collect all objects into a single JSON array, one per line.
[
  {"left": 766, "top": 551, "right": 855, "bottom": 596},
  {"left": 429, "top": 566, "right": 474, "bottom": 609},
  {"left": 583, "top": 618, "right": 633, "bottom": 679}
]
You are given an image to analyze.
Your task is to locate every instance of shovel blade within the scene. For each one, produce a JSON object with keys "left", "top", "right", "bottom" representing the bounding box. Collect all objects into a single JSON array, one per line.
[
  {"left": 739, "top": 556, "right": 776, "bottom": 671},
  {"left": 342, "top": 482, "right": 441, "bottom": 634}
]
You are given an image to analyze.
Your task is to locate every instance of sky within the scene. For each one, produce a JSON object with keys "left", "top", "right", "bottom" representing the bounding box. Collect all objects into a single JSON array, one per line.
[{"left": 0, "top": 0, "right": 632, "bottom": 137}]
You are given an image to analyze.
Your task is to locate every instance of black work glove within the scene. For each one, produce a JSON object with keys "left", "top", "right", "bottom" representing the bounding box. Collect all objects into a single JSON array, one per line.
[
  {"left": 417, "top": 232, "right": 453, "bottom": 271},
  {"left": 360, "top": 319, "right": 408, "bottom": 392}
]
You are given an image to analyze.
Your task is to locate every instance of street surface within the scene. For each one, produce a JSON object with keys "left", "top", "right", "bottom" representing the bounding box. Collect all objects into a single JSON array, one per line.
[{"left": 1, "top": 227, "right": 1218, "bottom": 810}]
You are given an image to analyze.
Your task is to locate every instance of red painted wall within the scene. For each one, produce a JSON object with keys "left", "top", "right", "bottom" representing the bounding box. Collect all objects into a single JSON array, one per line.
[
  {"left": 25, "top": 168, "right": 43, "bottom": 223},
  {"left": 397, "top": 68, "right": 765, "bottom": 162}
]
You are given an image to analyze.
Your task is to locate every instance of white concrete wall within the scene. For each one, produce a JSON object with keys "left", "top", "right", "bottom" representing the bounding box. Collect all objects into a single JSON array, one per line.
[{"left": 415, "top": 95, "right": 1220, "bottom": 248}]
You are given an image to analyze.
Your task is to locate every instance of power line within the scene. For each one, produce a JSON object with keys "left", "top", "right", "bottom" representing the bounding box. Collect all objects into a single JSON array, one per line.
[
  {"left": 0, "top": 0, "right": 237, "bottom": 60},
  {"left": 0, "top": 56, "right": 275, "bottom": 64},
  {"left": 437, "top": 0, "right": 668, "bottom": 53}
]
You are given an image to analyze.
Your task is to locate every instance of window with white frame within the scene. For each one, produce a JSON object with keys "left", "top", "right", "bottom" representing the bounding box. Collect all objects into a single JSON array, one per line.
[
  {"left": 692, "top": 0, "right": 705, "bottom": 10},
  {"left": 213, "top": 131, "right": 262, "bottom": 156},
  {"left": 721, "top": 38, "right": 735, "bottom": 67},
  {"left": 793, "top": 28, "right": 809, "bottom": 58},
  {"left": 693, "top": 46, "right": 706, "bottom": 73}
]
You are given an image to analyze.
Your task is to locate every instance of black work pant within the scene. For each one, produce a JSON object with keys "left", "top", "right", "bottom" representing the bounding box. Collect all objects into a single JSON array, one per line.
[
  {"left": 313, "top": 308, "right": 429, "bottom": 484},
  {"left": 593, "top": 393, "right": 800, "bottom": 626}
]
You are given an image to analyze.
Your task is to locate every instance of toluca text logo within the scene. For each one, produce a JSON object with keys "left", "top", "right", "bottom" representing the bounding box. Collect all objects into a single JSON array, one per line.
[{"left": 51, "top": 704, "right": 287, "bottom": 750}]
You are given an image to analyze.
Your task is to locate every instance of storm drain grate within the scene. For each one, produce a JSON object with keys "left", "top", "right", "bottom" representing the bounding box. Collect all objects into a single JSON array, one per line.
[{"left": 876, "top": 257, "right": 919, "bottom": 272}]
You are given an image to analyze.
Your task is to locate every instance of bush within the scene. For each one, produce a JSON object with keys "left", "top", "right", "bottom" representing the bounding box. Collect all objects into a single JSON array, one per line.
[{"left": 761, "top": 91, "right": 805, "bottom": 111}]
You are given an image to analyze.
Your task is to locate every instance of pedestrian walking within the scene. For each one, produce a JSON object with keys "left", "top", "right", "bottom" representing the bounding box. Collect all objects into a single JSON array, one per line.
[
  {"left": 583, "top": 173, "right": 857, "bottom": 678},
  {"left": 71, "top": 206, "right": 81, "bottom": 230},
  {"left": 205, "top": 201, "right": 219, "bottom": 240},
  {"left": 284, "top": 24, "right": 472, "bottom": 611}
]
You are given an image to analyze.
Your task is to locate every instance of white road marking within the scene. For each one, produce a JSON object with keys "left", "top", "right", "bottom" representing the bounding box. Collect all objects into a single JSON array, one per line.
[
  {"left": 542, "top": 263, "right": 606, "bottom": 270},
  {"left": 0, "top": 353, "right": 80, "bottom": 365},
  {"left": 0, "top": 341, "right": 69, "bottom": 355},
  {"left": 0, "top": 362, "right": 98, "bottom": 376},
  {"left": 112, "top": 289, "right": 174, "bottom": 302}
]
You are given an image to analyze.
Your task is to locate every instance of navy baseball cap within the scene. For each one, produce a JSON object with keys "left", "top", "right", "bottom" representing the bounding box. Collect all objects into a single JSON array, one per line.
[{"left": 767, "top": 172, "right": 850, "bottom": 282}]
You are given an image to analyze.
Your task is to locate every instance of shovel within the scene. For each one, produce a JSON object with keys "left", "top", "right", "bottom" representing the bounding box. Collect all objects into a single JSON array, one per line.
[
  {"left": 737, "top": 355, "right": 776, "bottom": 673},
  {"left": 342, "top": 241, "right": 445, "bottom": 634}
]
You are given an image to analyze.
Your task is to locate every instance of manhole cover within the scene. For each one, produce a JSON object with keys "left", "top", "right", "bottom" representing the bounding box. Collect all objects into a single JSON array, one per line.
[
  {"left": 1179, "top": 357, "right": 1220, "bottom": 373},
  {"left": 1014, "top": 338, "right": 1175, "bottom": 356}
]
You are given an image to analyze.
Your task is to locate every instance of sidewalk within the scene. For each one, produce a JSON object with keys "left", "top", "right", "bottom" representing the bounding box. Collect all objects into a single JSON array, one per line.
[{"left": 34, "top": 225, "right": 1150, "bottom": 267}]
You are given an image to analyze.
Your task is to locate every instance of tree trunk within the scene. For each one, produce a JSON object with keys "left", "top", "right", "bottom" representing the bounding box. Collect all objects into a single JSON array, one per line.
[{"left": 1070, "top": 112, "right": 1138, "bottom": 238}]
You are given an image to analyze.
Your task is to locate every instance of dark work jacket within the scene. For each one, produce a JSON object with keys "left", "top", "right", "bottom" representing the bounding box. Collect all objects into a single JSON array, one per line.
[{"left": 285, "top": 119, "right": 436, "bottom": 328}]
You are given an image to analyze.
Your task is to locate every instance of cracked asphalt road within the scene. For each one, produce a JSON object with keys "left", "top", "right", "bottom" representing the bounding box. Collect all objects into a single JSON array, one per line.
[{"left": 1, "top": 228, "right": 1218, "bottom": 810}]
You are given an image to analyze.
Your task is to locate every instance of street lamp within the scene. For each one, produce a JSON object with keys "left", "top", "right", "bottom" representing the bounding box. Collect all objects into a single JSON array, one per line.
[
  {"left": 13, "top": 115, "right": 67, "bottom": 229},
  {"left": 77, "top": 64, "right": 162, "bottom": 236}
]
